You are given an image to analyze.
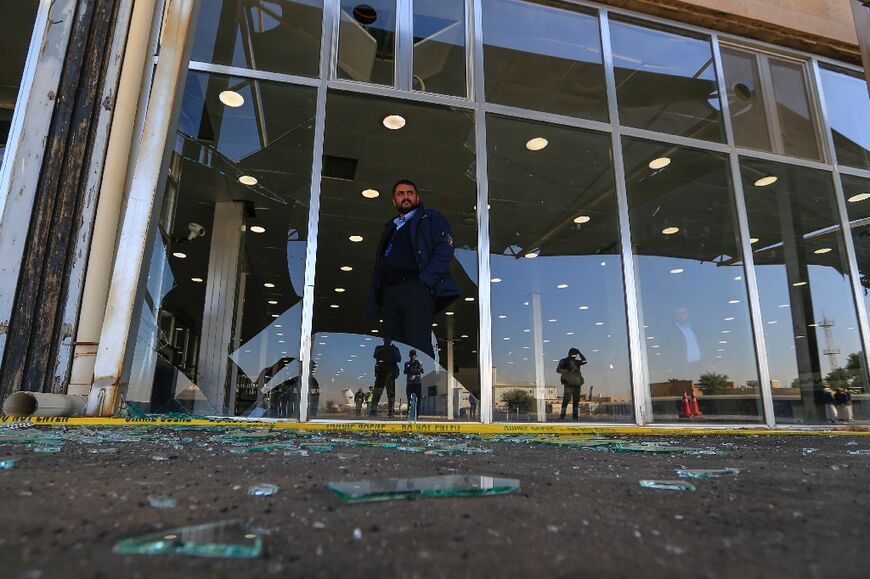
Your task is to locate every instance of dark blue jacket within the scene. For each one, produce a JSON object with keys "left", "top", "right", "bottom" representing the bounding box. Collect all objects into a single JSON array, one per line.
[{"left": 369, "top": 204, "right": 460, "bottom": 317}]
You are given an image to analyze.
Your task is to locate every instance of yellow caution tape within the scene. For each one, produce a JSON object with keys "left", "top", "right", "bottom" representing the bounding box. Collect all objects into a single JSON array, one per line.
[{"left": 1, "top": 415, "right": 868, "bottom": 436}]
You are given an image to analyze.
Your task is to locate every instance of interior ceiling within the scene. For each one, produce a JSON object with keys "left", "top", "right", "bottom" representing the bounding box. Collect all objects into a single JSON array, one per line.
[{"left": 0, "top": 1, "right": 39, "bottom": 110}]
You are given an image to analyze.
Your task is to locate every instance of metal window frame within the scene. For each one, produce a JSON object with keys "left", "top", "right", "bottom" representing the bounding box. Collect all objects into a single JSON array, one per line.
[{"left": 101, "top": 0, "right": 868, "bottom": 428}]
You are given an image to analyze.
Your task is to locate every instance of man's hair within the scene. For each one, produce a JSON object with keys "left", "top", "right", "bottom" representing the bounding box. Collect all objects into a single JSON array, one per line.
[{"left": 392, "top": 179, "right": 417, "bottom": 194}]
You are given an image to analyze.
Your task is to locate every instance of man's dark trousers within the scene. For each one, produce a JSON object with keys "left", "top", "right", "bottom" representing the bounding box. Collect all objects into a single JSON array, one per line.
[
  {"left": 371, "top": 375, "right": 396, "bottom": 417},
  {"left": 560, "top": 385, "right": 581, "bottom": 420},
  {"left": 382, "top": 278, "right": 435, "bottom": 357}
]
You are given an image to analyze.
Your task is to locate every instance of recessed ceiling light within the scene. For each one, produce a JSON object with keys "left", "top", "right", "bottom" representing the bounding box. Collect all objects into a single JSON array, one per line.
[
  {"left": 573, "top": 215, "right": 591, "bottom": 224},
  {"left": 349, "top": 235, "right": 364, "bottom": 242},
  {"left": 750, "top": 238, "right": 759, "bottom": 244},
  {"left": 334, "top": 288, "right": 346, "bottom": 292},
  {"left": 274, "top": 324, "right": 282, "bottom": 328},
  {"left": 219, "top": 90, "right": 244, "bottom": 107},
  {"left": 724, "top": 316, "right": 735, "bottom": 321},
  {"left": 172, "top": 252, "right": 187, "bottom": 259},
  {"left": 445, "top": 311, "right": 454, "bottom": 315},
  {"left": 498, "top": 315, "right": 507, "bottom": 319},
  {"left": 383, "top": 115, "right": 406, "bottom": 129},
  {"left": 372, "top": 329, "right": 378, "bottom": 333},
  {"left": 734, "top": 276, "right": 742, "bottom": 280},
  {"left": 556, "top": 283, "right": 568, "bottom": 288},
  {"left": 525, "top": 137, "right": 548, "bottom": 151},
  {"left": 264, "top": 282, "right": 275, "bottom": 288},
  {"left": 793, "top": 281, "right": 807, "bottom": 287},
  {"left": 330, "top": 304, "right": 340, "bottom": 308},
  {"left": 491, "top": 277, "right": 502, "bottom": 283},
  {"left": 249, "top": 225, "right": 266, "bottom": 234},
  {"left": 754, "top": 175, "right": 777, "bottom": 187},
  {"left": 669, "top": 268, "right": 684, "bottom": 274},
  {"left": 524, "top": 251, "right": 539, "bottom": 259},
  {"left": 191, "top": 277, "right": 203, "bottom": 283},
  {"left": 662, "top": 226, "right": 680, "bottom": 235},
  {"left": 648, "top": 157, "right": 671, "bottom": 170},
  {"left": 778, "top": 304, "right": 789, "bottom": 308},
  {"left": 728, "top": 299, "right": 740, "bottom": 304},
  {"left": 767, "top": 320, "right": 778, "bottom": 324},
  {"left": 719, "top": 340, "right": 728, "bottom": 344},
  {"left": 268, "top": 300, "right": 278, "bottom": 305},
  {"left": 271, "top": 314, "right": 279, "bottom": 318},
  {"left": 432, "top": 323, "right": 438, "bottom": 327},
  {"left": 548, "top": 318, "right": 557, "bottom": 323},
  {"left": 461, "top": 334, "right": 469, "bottom": 338},
  {"left": 595, "top": 322, "right": 604, "bottom": 326},
  {"left": 503, "top": 337, "right": 510, "bottom": 340},
  {"left": 361, "top": 189, "right": 379, "bottom": 198},
  {"left": 848, "top": 193, "right": 870, "bottom": 203},
  {"left": 238, "top": 175, "right": 258, "bottom": 186},
  {"left": 340, "top": 265, "right": 353, "bottom": 271},
  {"left": 465, "top": 297, "right": 474, "bottom": 302},
  {"left": 813, "top": 247, "right": 832, "bottom": 254}
]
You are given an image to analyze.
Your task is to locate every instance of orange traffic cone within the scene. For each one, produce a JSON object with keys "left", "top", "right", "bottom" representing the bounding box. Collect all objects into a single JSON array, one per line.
[
  {"left": 679, "top": 391, "right": 691, "bottom": 418},
  {"left": 690, "top": 391, "right": 703, "bottom": 417}
]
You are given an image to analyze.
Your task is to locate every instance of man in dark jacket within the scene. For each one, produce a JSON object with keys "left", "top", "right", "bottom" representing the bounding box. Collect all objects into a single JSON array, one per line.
[
  {"left": 369, "top": 179, "right": 460, "bottom": 357},
  {"left": 556, "top": 347, "right": 588, "bottom": 421},
  {"left": 404, "top": 349, "right": 424, "bottom": 417},
  {"left": 371, "top": 338, "right": 401, "bottom": 418}
]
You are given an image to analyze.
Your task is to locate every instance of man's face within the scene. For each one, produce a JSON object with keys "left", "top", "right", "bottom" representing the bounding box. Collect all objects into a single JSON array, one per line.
[
  {"left": 393, "top": 184, "right": 420, "bottom": 214},
  {"left": 674, "top": 307, "right": 689, "bottom": 323}
]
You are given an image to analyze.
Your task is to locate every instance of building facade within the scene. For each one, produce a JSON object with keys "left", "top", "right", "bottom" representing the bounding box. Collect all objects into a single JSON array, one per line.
[{"left": 0, "top": 0, "right": 869, "bottom": 427}]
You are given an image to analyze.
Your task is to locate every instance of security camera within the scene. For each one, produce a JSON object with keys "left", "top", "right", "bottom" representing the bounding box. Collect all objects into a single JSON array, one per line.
[{"left": 187, "top": 222, "right": 206, "bottom": 241}]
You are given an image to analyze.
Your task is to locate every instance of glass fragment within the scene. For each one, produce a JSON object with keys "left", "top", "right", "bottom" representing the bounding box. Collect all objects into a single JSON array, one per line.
[
  {"left": 147, "top": 495, "right": 177, "bottom": 509},
  {"left": 0, "top": 459, "right": 14, "bottom": 469},
  {"left": 328, "top": 475, "right": 520, "bottom": 504},
  {"left": 248, "top": 483, "right": 280, "bottom": 497},
  {"left": 639, "top": 480, "right": 696, "bottom": 491},
  {"left": 675, "top": 467, "right": 740, "bottom": 480},
  {"left": 113, "top": 520, "right": 262, "bottom": 558}
]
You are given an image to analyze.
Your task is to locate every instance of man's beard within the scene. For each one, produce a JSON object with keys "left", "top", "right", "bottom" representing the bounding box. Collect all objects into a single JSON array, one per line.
[{"left": 396, "top": 200, "right": 419, "bottom": 214}]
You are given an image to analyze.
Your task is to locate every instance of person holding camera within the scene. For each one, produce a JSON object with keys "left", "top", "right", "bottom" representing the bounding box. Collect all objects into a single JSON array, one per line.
[{"left": 556, "top": 347, "right": 588, "bottom": 421}]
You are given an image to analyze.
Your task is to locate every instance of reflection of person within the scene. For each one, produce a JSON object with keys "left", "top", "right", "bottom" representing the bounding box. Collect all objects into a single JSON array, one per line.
[
  {"left": 371, "top": 338, "right": 401, "bottom": 418},
  {"left": 307, "top": 373, "right": 320, "bottom": 417},
  {"left": 823, "top": 386, "right": 837, "bottom": 424},
  {"left": 368, "top": 179, "right": 460, "bottom": 357},
  {"left": 469, "top": 393, "right": 477, "bottom": 419},
  {"left": 671, "top": 306, "right": 702, "bottom": 364},
  {"left": 835, "top": 387, "right": 853, "bottom": 422},
  {"left": 556, "top": 348, "right": 588, "bottom": 421},
  {"left": 404, "top": 349, "right": 423, "bottom": 418},
  {"left": 354, "top": 388, "right": 365, "bottom": 416}
]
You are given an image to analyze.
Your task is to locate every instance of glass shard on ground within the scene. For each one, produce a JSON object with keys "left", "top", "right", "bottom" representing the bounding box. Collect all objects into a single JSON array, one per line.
[
  {"left": 113, "top": 520, "right": 262, "bottom": 558},
  {"left": 639, "top": 480, "right": 696, "bottom": 491},
  {"left": 676, "top": 467, "right": 741, "bottom": 480},
  {"left": 328, "top": 475, "right": 520, "bottom": 504}
]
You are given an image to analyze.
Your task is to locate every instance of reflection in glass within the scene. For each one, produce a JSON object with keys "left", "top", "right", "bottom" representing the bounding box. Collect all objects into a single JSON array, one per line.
[
  {"left": 337, "top": 0, "right": 397, "bottom": 86},
  {"left": 412, "top": 0, "right": 466, "bottom": 97},
  {"left": 0, "top": 0, "right": 39, "bottom": 163},
  {"left": 624, "top": 138, "right": 763, "bottom": 422},
  {"left": 839, "top": 174, "right": 870, "bottom": 422},
  {"left": 123, "top": 72, "right": 317, "bottom": 418},
  {"left": 719, "top": 46, "right": 771, "bottom": 151},
  {"left": 482, "top": 0, "right": 607, "bottom": 121},
  {"left": 311, "top": 92, "right": 479, "bottom": 420},
  {"left": 742, "top": 159, "right": 868, "bottom": 424},
  {"left": 487, "top": 115, "right": 633, "bottom": 423},
  {"left": 767, "top": 58, "right": 821, "bottom": 161},
  {"left": 819, "top": 66, "right": 870, "bottom": 170},
  {"left": 190, "top": 0, "right": 323, "bottom": 78},
  {"left": 610, "top": 19, "right": 724, "bottom": 142}
]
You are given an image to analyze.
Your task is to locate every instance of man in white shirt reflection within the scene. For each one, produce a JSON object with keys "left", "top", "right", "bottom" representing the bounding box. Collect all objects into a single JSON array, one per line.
[{"left": 673, "top": 306, "right": 701, "bottom": 364}]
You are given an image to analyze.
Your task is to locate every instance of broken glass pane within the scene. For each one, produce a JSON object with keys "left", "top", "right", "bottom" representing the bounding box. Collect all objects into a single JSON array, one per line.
[
  {"left": 639, "top": 480, "right": 696, "bottom": 491},
  {"left": 676, "top": 467, "right": 740, "bottom": 480},
  {"left": 847, "top": 449, "right": 870, "bottom": 456},
  {"left": 328, "top": 475, "right": 520, "bottom": 504},
  {"left": 113, "top": 520, "right": 262, "bottom": 558},
  {"left": 0, "top": 459, "right": 14, "bottom": 469}
]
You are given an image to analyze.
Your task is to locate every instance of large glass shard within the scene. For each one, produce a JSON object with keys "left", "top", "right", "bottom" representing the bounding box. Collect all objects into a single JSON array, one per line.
[
  {"left": 676, "top": 467, "right": 740, "bottom": 480},
  {"left": 147, "top": 496, "right": 177, "bottom": 509},
  {"left": 328, "top": 475, "right": 520, "bottom": 504},
  {"left": 639, "top": 480, "right": 696, "bottom": 491},
  {"left": 248, "top": 483, "right": 279, "bottom": 497},
  {"left": 0, "top": 459, "right": 15, "bottom": 469},
  {"left": 113, "top": 521, "right": 262, "bottom": 558}
]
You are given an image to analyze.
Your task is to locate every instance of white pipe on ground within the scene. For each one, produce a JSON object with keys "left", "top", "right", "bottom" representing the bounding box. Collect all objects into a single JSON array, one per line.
[{"left": 3, "top": 392, "right": 86, "bottom": 417}]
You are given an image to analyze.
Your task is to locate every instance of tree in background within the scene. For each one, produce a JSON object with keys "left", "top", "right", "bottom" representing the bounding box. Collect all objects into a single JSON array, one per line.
[
  {"left": 502, "top": 390, "right": 535, "bottom": 413},
  {"left": 698, "top": 372, "right": 730, "bottom": 395}
]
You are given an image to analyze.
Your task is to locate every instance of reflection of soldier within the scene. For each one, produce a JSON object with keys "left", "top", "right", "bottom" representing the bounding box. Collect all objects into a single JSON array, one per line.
[
  {"left": 371, "top": 339, "right": 401, "bottom": 418},
  {"left": 404, "top": 350, "right": 423, "bottom": 418},
  {"left": 368, "top": 179, "right": 460, "bottom": 357},
  {"left": 469, "top": 394, "right": 477, "bottom": 419},
  {"left": 354, "top": 388, "right": 365, "bottom": 416},
  {"left": 556, "top": 348, "right": 588, "bottom": 421}
]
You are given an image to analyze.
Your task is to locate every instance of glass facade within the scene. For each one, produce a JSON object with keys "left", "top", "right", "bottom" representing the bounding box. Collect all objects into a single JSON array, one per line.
[{"left": 115, "top": 0, "right": 870, "bottom": 426}]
